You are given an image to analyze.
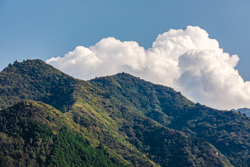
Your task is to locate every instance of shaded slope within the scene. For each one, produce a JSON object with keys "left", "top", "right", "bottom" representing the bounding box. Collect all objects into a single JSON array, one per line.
[
  {"left": 91, "top": 72, "right": 250, "bottom": 167},
  {"left": 175, "top": 105, "right": 250, "bottom": 167},
  {"left": 0, "top": 60, "right": 233, "bottom": 166},
  {"left": 69, "top": 85, "right": 232, "bottom": 166},
  {"left": 235, "top": 108, "right": 250, "bottom": 117},
  {"left": 90, "top": 73, "right": 195, "bottom": 126},
  {"left": 0, "top": 60, "right": 158, "bottom": 166}
]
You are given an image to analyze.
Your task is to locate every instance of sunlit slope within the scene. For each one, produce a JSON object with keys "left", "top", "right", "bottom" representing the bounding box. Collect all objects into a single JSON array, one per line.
[
  {"left": 0, "top": 60, "right": 233, "bottom": 166},
  {"left": 91, "top": 72, "right": 250, "bottom": 166},
  {"left": 0, "top": 100, "right": 126, "bottom": 167},
  {"left": 0, "top": 59, "right": 77, "bottom": 112},
  {"left": 90, "top": 73, "right": 195, "bottom": 126},
  {"left": 69, "top": 81, "right": 232, "bottom": 166},
  {"left": 0, "top": 60, "right": 156, "bottom": 166}
]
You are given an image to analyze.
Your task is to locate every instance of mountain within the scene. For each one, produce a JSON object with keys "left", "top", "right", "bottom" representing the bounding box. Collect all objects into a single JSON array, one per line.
[
  {"left": 233, "top": 108, "right": 250, "bottom": 117},
  {"left": 0, "top": 100, "right": 125, "bottom": 167},
  {"left": 90, "top": 72, "right": 250, "bottom": 167},
  {"left": 0, "top": 60, "right": 157, "bottom": 166},
  {"left": 0, "top": 59, "right": 77, "bottom": 112},
  {"left": 1, "top": 59, "right": 248, "bottom": 166}
]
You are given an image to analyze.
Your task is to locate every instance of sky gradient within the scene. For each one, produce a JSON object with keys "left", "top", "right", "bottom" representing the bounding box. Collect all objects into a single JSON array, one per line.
[{"left": 1, "top": 1, "right": 250, "bottom": 109}]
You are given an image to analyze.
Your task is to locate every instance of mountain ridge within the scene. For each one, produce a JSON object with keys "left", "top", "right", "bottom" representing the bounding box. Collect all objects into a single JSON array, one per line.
[
  {"left": 90, "top": 71, "right": 250, "bottom": 166},
  {"left": 1, "top": 59, "right": 248, "bottom": 166}
]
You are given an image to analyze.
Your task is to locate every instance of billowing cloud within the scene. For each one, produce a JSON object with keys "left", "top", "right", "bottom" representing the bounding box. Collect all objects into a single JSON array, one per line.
[{"left": 46, "top": 26, "right": 250, "bottom": 110}]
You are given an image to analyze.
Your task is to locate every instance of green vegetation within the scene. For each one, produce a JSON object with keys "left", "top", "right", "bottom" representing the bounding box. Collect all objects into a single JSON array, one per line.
[
  {"left": 90, "top": 72, "right": 250, "bottom": 166},
  {"left": 0, "top": 59, "right": 76, "bottom": 112},
  {"left": 1, "top": 59, "right": 249, "bottom": 166},
  {"left": 0, "top": 101, "right": 125, "bottom": 167},
  {"left": 49, "top": 127, "right": 125, "bottom": 167}
]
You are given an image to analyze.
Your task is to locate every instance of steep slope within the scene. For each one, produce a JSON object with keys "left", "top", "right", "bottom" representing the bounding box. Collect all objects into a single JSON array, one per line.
[
  {"left": 69, "top": 86, "right": 232, "bottom": 167},
  {"left": 90, "top": 73, "right": 195, "bottom": 126},
  {"left": 0, "top": 60, "right": 233, "bottom": 166},
  {"left": 0, "top": 100, "right": 126, "bottom": 167},
  {"left": 91, "top": 72, "right": 250, "bottom": 166},
  {"left": 0, "top": 59, "right": 77, "bottom": 112},
  {"left": 0, "top": 60, "right": 157, "bottom": 166}
]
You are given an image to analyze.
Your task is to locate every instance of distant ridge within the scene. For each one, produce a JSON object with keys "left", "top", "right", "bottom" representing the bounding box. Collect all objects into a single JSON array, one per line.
[{"left": 232, "top": 108, "right": 250, "bottom": 117}]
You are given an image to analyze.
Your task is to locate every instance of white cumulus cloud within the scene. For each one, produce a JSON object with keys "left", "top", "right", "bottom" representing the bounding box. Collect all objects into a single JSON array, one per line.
[{"left": 46, "top": 26, "right": 250, "bottom": 110}]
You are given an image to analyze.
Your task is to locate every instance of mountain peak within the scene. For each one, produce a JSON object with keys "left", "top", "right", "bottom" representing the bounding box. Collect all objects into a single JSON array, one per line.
[
  {"left": 0, "top": 59, "right": 77, "bottom": 111},
  {"left": 3, "top": 59, "right": 61, "bottom": 75},
  {"left": 1, "top": 59, "right": 250, "bottom": 166}
]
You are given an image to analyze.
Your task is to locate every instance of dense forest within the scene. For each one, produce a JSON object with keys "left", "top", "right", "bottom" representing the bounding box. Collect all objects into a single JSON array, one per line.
[
  {"left": 0, "top": 59, "right": 249, "bottom": 166},
  {"left": 0, "top": 101, "right": 125, "bottom": 167},
  {"left": 90, "top": 73, "right": 250, "bottom": 166}
]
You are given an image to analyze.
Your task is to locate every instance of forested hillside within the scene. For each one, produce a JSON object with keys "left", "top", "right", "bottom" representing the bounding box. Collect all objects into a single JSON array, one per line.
[
  {"left": 1, "top": 59, "right": 249, "bottom": 166},
  {"left": 0, "top": 100, "right": 126, "bottom": 167},
  {"left": 91, "top": 73, "right": 250, "bottom": 166},
  {"left": 0, "top": 59, "right": 77, "bottom": 112}
]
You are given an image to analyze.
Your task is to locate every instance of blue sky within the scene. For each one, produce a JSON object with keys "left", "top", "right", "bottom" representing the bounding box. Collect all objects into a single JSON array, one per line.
[
  {"left": 1, "top": 0, "right": 250, "bottom": 109},
  {"left": 1, "top": 1, "right": 250, "bottom": 79}
]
